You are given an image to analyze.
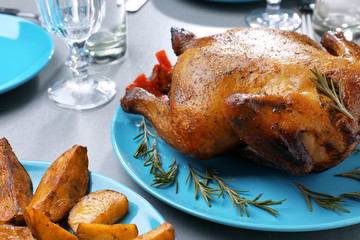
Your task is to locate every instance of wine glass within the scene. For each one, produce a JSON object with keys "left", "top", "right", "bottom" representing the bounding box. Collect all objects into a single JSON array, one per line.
[
  {"left": 245, "top": 0, "right": 301, "bottom": 31},
  {"left": 37, "top": 0, "right": 116, "bottom": 110}
]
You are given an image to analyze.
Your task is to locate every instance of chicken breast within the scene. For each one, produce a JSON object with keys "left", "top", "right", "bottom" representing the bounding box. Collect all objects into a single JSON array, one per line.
[{"left": 121, "top": 27, "right": 360, "bottom": 175}]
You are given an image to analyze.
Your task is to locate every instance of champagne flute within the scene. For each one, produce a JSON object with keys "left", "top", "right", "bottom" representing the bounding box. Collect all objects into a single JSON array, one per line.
[
  {"left": 246, "top": 0, "right": 301, "bottom": 31},
  {"left": 37, "top": 0, "right": 116, "bottom": 110}
]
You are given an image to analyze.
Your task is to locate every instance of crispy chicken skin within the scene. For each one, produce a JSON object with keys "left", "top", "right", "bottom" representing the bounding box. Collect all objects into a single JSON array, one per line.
[{"left": 121, "top": 27, "right": 360, "bottom": 175}]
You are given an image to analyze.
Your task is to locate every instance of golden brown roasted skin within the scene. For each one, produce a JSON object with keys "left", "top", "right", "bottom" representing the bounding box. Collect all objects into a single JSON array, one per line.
[{"left": 121, "top": 27, "right": 360, "bottom": 175}]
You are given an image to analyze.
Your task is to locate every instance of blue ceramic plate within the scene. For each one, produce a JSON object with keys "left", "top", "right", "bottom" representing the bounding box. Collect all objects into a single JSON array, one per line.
[
  {"left": 0, "top": 14, "right": 54, "bottom": 94},
  {"left": 112, "top": 106, "right": 360, "bottom": 232},
  {"left": 21, "top": 160, "right": 166, "bottom": 235},
  {"left": 204, "top": 0, "right": 263, "bottom": 2}
]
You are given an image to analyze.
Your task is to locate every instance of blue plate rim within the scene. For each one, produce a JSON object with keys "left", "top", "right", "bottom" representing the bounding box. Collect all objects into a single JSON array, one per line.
[{"left": 0, "top": 14, "right": 54, "bottom": 94}]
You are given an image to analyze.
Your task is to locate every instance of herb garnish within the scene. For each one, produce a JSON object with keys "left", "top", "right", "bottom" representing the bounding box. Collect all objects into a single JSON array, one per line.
[
  {"left": 134, "top": 118, "right": 284, "bottom": 217},
  {"left": 340, "top": 192, "right": 360, "bottom": 200},
  {"left": 185, "top": 164, "right": 220, "bottom": 207},
  {"left": 335, "top": 167, "right": 360, "bottom": 181},
  {"left": 206, "top": 167, "right": 285, "bottom": 217},
  {"left": 310, "top": 67, "right": 354, "bottom": 120},
  {"left": 186, "top": 164, "right": 285, "bottom": 217},
  {"left": 335, "top": 167, "right": 360, "bottom": 200},
  {"left": 133, "top": 117, "right": 157, "bottom": 158},
  {"left": 133, "top": 117, "right": 178, "bottom": 192},
  {"left": 151, "top": 157, "right": 179, "bottom": 193},
  {"left": 206, "top": 167, "right": 249, "bottom": 216},
  {"left": 294, "top": 182, "right": 349, "bottom": 213},
  {"left": 133, "top": 118, "right": 360, "bottom": 217}
]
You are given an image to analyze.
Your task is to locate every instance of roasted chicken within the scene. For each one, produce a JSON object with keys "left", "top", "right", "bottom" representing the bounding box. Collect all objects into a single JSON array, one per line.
[{"left": 121, "top": 27, "right": 360, "bottom": 175}]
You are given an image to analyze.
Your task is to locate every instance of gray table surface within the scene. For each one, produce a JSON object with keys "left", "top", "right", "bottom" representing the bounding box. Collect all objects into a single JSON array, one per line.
[{"left": 1, "top": 0, "right": 360, "bottom": 239}]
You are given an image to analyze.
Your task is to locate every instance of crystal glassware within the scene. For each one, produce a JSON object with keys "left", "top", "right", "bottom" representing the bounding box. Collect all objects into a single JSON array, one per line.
[
  {"left": 245, "top": 0, "right": 301, "bottom": 31},
  {"left": 37, "top": 0, "right": 116, "bottom": 110},
  {"left": 313, "top": 0, "right": 360, "bottom": 42}
]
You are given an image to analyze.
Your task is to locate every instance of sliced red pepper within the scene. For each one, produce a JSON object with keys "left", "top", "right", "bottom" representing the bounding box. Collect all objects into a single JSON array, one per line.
[
  {"left": 150, "top": 64, "right": 173, "bottom": 94},
  {"left": 125, "top": 73, "right": 148, "bottom": 91},
  {"left": 125, "top": 50, "right": 174, "bottom": 98},
  {"left": 126, "top": 73, "right": 162, "bottom": 97},
  {"left": 155, "top": 50, "right": 173, "bottom": 69}
]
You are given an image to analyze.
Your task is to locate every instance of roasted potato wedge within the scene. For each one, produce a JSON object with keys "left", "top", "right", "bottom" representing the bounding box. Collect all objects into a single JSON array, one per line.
[
  {"left": 0, "top": 224, "right": 35, "bottom": 240},
  {"left": 76, "top": 223, "right": 138, "bottom": 240},
  {"left": 0, "top": 137, "right": 33, "bottom": 225},
  {"left": 132, "top": 222, "right": 175, "bottom": 240},
  {"left": 68, "top": 190, "right": 129, "bottom": 233},
  {"left": 25, "top": 207, "right": 78, "bottom": 240},
  {"left": 26, "top": 145, "right": 89, "bottom": 223}
]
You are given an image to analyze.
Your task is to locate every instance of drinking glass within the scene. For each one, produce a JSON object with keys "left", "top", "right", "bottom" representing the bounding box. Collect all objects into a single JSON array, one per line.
[
  {"left": 85, "top": 0, "right": 127, "bottom": 64},
  {"left": 313, "top": 0, "right": 360, "bottom": 42},
  {"left": 246, "top": 0, "right": 301, "bottom": 31},
  {"left": 37, "top": 0, "right": 117, "bottom": 110}
]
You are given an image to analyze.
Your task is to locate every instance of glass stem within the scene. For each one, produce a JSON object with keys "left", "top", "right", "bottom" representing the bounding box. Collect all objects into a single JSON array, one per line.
[
  {"left": 65, "top": 41, "right": 91, "bottom": 83},
  {"left": 266, "top": 0, "right": 281, "bottom": 16}
]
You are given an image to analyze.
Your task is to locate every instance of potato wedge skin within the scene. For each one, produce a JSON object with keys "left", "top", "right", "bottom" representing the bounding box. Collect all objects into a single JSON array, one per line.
[
  {"left": 27, "top": 145, "right": 89, "bottom": 222},
  {"left": 0, "top": 138, "right": 33, "bottom": 225},
  {"left": 76, "top": 223, "right": 138, "bottom": 240},
  {"left": 25, "top": 207, "right": 78, "bottom": 240},
  {"left": 68, "top": 190, "right": 129, "bottom": 233},
  {"left": 133, "top": 222, "right": 175, "bottom": 240},
  {"left": 0, "top": 224, "right": 35, "bottom": 240}
]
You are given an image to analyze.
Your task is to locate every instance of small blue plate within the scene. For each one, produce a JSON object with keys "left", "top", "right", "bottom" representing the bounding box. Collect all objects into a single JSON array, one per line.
[
  {"left": 0, "top": 14, "right": 54, "bottom": 94},
  {"left": 21, "top": 160, "right": 166, "bottom": 235},
  {"left": 204, "top": 0, "right": 263, "bottom": 2},
  {"left": 112, "top": 106, "right": 360, "bottom": 232}
]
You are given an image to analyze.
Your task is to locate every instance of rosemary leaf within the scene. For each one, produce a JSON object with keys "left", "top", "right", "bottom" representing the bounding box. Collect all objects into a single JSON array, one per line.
[
  {"left": 151, "top": 158, "right": 179, "bottom": 193},
  {"left": 207, "top": 167, "right": 285, "bottom": 217},
  {"left": 310, "top": 67, "right": 354, "bottom": 120},
  {"left": 144, "top": 139, "right": 165, "bottom": 174},
  {"left": 250, "top": 194, "right": 286, "bottom": 217},
  {"left": 335, "top": 167, "right": 360, "bottom": 181},
  {"left": 186, "top": 164, "right": 220, "bottom": 207},
  {"left": 294, "top": 182, "right": 349, "bottom": 213},
  {"left": 133, "top": 117, "right": 158, "bottom": 158},
  {"left": 206, "top": 167, "right": 249, "bottom": 216},
  {"left": 340, "top": 192, "right": 360, "bottom": 200},
  {"left": 133, "top": 117, "right": 178, "bottom": 192}
]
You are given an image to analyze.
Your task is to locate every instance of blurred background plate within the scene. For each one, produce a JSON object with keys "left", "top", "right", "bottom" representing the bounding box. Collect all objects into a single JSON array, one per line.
[
  {"left": 0, "top": 14, "right": 54, "bottom": 94},
  {"left": 203, "top": 0, "right": 263, "bottom": 2}
]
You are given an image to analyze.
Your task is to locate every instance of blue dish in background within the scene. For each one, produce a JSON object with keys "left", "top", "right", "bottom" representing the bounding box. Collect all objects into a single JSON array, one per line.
[
  {"left": 112, "top": 106, "right": 360, "bottom": 232},
  {"left": 204, "top": 0, "right": 263, "bottom": 2},
  {"left": 21, "top": 160, "right": 167, "bottom": 235},
  {"left": 0, "top": 14, "right": 54, "bottom": 94}
]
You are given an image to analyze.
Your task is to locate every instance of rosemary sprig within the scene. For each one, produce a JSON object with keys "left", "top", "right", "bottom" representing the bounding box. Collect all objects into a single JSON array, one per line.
[
  {"left": 294, "top": 182, "right": 349, "bottom": 213},
  {"left": 185, "top": 164, "right": 220, "bottom": 207},
  {"left": 335, "top": 167, "right": 360, "bottom": 181},
  {"left": 143, "top": 138, "right": 163, "bottom": 174},
  {"left": 340, "top": 192, "right": 360, "bottom": 200},
  {"left": 151, "top": 158, "right": 179, "bottom": 193},
  {"left": 207, "top": 167, "right": 285, "bottom": 217},
  {"left": 133, "top": 117, "right": 178, "bottom": 191},
  {"left": 310, "top": 67, "right": 354, "bottom": 120},
  {"left": 206, "top": 167, "right": 249, "bottom": 216},
  {"left": 133, "top": 117, "right": 157, "bottom": 158},
  {"left": 250, "top": 194, "right": 286, "bottom": 217}
]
